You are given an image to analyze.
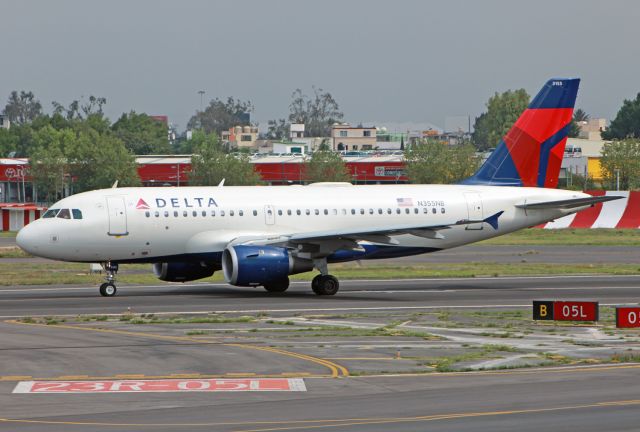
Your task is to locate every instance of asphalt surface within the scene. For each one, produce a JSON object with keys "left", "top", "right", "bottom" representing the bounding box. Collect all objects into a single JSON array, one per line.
[
  {"left": 2, "top": 274, "right": 640, "bottom": 431},
  {"left": 1, "top": 275, "right": 639, "bottom": 318}
]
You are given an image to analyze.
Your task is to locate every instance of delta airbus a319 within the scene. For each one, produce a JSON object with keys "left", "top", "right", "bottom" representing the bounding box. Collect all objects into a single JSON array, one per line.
[{"left": 17, "top": 78, "right": 619, "bottom": 297}]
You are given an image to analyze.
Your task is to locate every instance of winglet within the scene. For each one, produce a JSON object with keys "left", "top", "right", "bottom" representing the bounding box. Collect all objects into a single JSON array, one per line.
[
  {"left": 218, "top": 178, "right": 225, "bottom": 187},
  {"left": 483, "top": 211, "right": 504, "bottom": 230},
  {"left": 111, "top": 180, "right": 119, "bottom": 188}
]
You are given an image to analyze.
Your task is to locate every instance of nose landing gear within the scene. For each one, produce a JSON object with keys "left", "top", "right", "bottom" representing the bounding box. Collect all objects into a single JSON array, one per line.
[{"left": 99, "top": 262, "right": 118, "bottom": 297}]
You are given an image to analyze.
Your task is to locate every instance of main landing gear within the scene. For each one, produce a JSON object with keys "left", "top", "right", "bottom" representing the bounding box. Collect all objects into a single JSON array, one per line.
[
  {"left": 99, "top": 262, "right": 118, "bottom": 297},
  {"left": 311, "top": 259, "right": 339, "bottom": 296}
]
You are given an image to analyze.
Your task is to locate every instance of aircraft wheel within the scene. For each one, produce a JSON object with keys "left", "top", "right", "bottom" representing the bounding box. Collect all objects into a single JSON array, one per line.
[
  {"left": 312, "top": 275, "right": 339, "bottom": 296},
  {"left": 263, "top": 277, "right": 290, "bottom": 293},
  {"left": 99, "top": 282, "right": 117, "bottom": 297}
]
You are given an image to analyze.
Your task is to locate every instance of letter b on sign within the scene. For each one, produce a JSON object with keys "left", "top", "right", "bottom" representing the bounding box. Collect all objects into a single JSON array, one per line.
[{"left": 533, "top": 301, "right": 554, "bottom": 320}]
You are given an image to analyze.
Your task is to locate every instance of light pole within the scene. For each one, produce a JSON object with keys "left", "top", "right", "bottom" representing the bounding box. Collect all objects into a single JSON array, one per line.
[
  {"left": 198, "top": 90, "right": 205, "bottom": 112},
  {"left": 615, "top": 168, "right": 620, "bottom": 191}
]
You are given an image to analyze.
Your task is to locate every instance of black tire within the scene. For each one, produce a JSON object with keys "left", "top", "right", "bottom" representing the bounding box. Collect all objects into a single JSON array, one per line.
[
  {"left": 264, "top": 277, "right": 290, "bottom": 293},
  {"left": 99, "top": 283, "right": 117, "bottom": 297},
  {"left": 312, "top": 275, "right": 339, "bottom": 296},
  {"left": 311, "top": 275, "right": 323, "bottom": 292}
]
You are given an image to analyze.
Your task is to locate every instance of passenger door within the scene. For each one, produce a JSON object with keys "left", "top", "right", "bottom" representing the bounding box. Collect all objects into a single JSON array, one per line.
[{"left": 106, "top": 196, "right": 128, "bottom": 236}]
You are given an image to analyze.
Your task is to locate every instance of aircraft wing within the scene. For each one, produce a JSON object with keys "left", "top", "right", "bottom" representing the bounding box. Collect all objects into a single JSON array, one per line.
[
  {"left": 516, "top": 195, "right": 622, "bottom": 210},
  {"left": 230, "top": 211, "right": 504, "bottom": 248}
]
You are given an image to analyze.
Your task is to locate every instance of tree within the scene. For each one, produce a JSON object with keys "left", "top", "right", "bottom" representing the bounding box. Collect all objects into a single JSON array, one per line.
[
  {"left": 267, "top": 118, "right": 289, "bottom": 140},
  {"left": 67, "top": 131, "right": 141, "bottom": 191},
  {"left": 472, "top": 89, "right": 529, "bottom": 151},
  {"left": 599, "top": 139, "right": 640, "bottom": 190},
  {"left": 187, "top": 97, "right": 253, "bottom": 134},
  {"left": 28, "top": 126, "right": 76, "bottom": 202},
  {"left": 602, "top": 93, "right": 640, "bottom": 139},
  {"left": 305, "top": 148, "right": 351, "bottom": 183},
  {"left": 190, "top": 133, "right": 260, "bottom": 186},
  {"left": 3, "top": 91, "right": 43, "bottom": 125},
  {"left": 405, "top": 140, "right": 479, "bottom": 184},
  {"left": 288, "top": 87, "right": 344, "bottom": 137},
  {"left": 112, "top": 111, "right": 171, "bottom": 155},
  {"left": 52, "top": 95, "right": 107, "bottom": 121}
]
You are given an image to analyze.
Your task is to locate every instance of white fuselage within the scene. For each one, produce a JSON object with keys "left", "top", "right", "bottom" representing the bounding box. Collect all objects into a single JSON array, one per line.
[{"left": 17, "top": 184, "right": 589, "bottom": 264}]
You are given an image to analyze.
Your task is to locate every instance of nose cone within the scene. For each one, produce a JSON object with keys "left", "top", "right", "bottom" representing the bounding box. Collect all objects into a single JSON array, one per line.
[{"left": 16, "top": 223, "right": 39, "bottom": 255}]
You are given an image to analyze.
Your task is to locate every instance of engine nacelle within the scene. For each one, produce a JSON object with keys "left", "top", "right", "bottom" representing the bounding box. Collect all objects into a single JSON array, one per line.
[
  {"left": 153, "top": 261, "right": 216, "bottom": 282},
  {"left": 222, "top": 245, "right": 313, "bottom": 286}
]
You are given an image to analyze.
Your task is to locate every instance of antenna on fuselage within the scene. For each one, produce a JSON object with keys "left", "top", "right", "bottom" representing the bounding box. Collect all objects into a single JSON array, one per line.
[
  {"left": 111, "top": 180, "right": 119, "bottom": 188},
  {"left": 218, "top": 179, "right": 225, "bottom": 187}
]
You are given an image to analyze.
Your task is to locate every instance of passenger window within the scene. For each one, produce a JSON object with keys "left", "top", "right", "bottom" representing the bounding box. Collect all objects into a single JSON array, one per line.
[
  {"left": 212, "top": 210, "right": 216, "bottom": 217},
  {"left": 351, "top": 209, "right": 356, "bottom": 215},
  {"left": 57, "top": 209, "right": 71, "bottom": 219},
  {"left": 324, "top": 209, "right": 329, "bottom": 215},
  {"left": 423, "top": 208, "right": 428, "bottom": 214},
  {"left": 230, "top": 210, "right": 235, "bottom": 216},
  {"left": 414, "top": 208, "right": 419, "bottom": 214},
  {"left": 253, "top": 210, "right": 258, "bottom": 216},
  {"left": 202, "top": 211, "right": 206, "bottom": 217},
  {"left": 42, "top": 209, "right": 59, "bottom": 218},
  {"left": 405, "top": 208, "right": 410, "bottom": 214},
  {"left": 369, "top": 208, "right": 374, "bottom": 215},
  {"left": 220, "top": 210, "right": 225, "bottom": 216},
  {"left": 239, "top": 210, "right": 244, "bottom": 216},
  {"left": 278, "top": 209, "right": 283, "bottom": 216},
  {"left": 332, "top": 209, "right": 338, "bottom": 215},
  {"left": 72, "top": 209, "right": 83, "bottom": 219},
  {"left": 155, "top": 211, "right": 160, "bottom": 217},
  {"left": 174, "top": 211, "right": 179, "bottom": 217},
  {"left": 432, "top": 208, "right": 436, "bottom": 214},
  {"left": 360, "top": 209, "right": 365, "bottom": 215},
  {"left": 387, "top": 208, "right": 392, "bottom": 214},
  {"left": 183, "top": 211, "right": 188, "bottom": 217},
  {"left": 396, "top": 208, "right": 401, "bottom": 214},
  {"left": 296, "top": 209, "right": 301, "bottom": 215},
  {"left": 164, "top": 211, "right": 169, "bottom": 217},
  {"left": 441, "top": 208, "right": 446, "bottom": 214},
  {"left": 145, "top": 211, "right": 150, "bottom": 218},
  {"left": 192, "top": 210, "right": 197, "bottom": 217},
  {"left": 305, "top": 209, "right": 310, "bottom": 215},
  {"left": 287, "top": 209, "right": 292, "bottom": 216},
  {"left": 315, "top": 209, "right": 319, "bottom": 215},
  {"left": 342, "top": 209, "right": 347, "bottom": 215}
]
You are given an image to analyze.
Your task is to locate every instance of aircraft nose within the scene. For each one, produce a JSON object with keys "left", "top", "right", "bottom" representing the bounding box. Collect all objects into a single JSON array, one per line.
[{"left": 16, "top": 223, "right": 40, "bottom": 255}]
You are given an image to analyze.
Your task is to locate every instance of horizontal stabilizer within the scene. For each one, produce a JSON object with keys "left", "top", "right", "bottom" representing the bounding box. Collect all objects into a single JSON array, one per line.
[{"left": 516, "top": 195, "right": 623, "bottom": 210}]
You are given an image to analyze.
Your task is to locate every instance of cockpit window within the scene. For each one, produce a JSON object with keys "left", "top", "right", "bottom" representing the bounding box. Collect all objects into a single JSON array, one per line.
[
  {"left": 72, "top": 209, "right": 83, "bottom": 219},
  {"left": 42, "top": 209, "right": 59, "bottom": 218},
  {"left": 57, "top": 209, "right": 71, "bottom": 219}
]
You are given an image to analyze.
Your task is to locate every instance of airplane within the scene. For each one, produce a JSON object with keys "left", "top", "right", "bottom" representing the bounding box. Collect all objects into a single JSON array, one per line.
[{"left": 16, "top": 78, "right": 620, "bottom": 297}]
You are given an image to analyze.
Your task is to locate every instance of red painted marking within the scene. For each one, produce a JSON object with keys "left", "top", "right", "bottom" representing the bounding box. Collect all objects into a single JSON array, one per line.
[
  {"left": 553, "top": 301, "right": 598, "bottom": 321},
  {"left": 616, "top": 191, "right": 640, "bottom": 229},
  {"left": 512, "top": 108, "right": 573, "bottom": 143},
  {"left": 1, "top": 210, "right": 8, "bottom": 231},
  {"left": 569, "top": 190, "right": 606, "bottom": 228},
  {"left": 13, "top": 378, "right": 306, "bottom": 394},
  {"left": 136, "top": 199, "right": 150, "bottom": 210},
  {"left": 543, "top": 138, "right": 567, "bottom": 188},
  {"left": 616, "top": 307, "right": 640, "bottom": 328}
]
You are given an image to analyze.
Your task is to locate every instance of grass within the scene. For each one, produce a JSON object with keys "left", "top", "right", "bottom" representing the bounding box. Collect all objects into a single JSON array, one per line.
[
  {"left": 0, "top": 232, "right": 16, "bottom": 238},
  {"left": 0, "top": 247, "right": 32, "bottom": 258},
  {"left": 479, "top": 228, "right": 640, "bottom": 246},
  {"left": 0, "top": 261, "right": 638, "bottom": 286}
]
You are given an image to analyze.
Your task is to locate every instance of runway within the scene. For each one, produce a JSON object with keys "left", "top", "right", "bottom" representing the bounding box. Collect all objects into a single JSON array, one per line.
[
  {"left": 1, "top": 275, "right": 640, "bottom": 431},
  {"left": 0, "top": 274, "right": 639, "bottom": 318}
]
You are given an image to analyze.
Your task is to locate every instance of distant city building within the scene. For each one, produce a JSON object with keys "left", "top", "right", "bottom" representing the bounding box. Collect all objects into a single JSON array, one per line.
[
  {"left": 0, "top": 115, "right": 10, "bottom": 130},
  {"left": 331, "top": 124, "right": 377, "bottom": 151},
  {"left": 290, "top": 123, "right": 305, "bottom": 139},
  {"left": 221, "top": 125, "right": 259, "bottom": 149},
  {"left": 577, "top": 118, "right": 608, "bottom": 140}
]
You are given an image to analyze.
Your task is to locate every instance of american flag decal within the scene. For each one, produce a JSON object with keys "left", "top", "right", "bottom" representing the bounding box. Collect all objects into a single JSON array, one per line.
[{"left": 396, "top": 198, "right": 413, "bottom": 207}]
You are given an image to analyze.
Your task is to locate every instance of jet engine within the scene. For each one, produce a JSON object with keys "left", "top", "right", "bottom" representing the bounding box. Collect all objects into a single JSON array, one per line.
[
  {"left": 222, "top": 245, "right": 313, "bottom": 286},
  {"left": 153, "top": 261, "right": 216, "bottom": 282}
]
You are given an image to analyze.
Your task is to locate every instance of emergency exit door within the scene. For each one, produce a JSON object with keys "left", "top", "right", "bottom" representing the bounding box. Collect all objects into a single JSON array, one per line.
[{"left": 106, "top": 196, "right": 128, "bottom": 236}]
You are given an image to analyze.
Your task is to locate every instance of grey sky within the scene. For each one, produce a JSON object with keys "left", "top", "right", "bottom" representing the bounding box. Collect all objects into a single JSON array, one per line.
[{"left": 1, "top": 0, "right": 639, "bottom": 131}]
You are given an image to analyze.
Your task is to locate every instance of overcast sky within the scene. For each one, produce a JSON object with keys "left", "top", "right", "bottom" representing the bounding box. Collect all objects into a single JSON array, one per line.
[{"left": 1, "top": 0, "right": 639, "bottom": 131}]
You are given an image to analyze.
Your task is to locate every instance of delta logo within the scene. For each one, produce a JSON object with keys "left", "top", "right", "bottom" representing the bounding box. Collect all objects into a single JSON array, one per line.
[
  {"left": 136, "top": 197, "right": 219, "bottom": 209},
  {"left": 136, "top": 199, "right": 150, "bottom": 210}
]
